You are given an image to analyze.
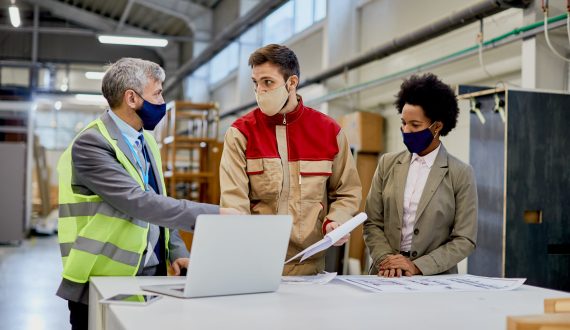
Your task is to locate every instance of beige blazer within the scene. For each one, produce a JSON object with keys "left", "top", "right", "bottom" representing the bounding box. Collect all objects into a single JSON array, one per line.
[{"left": 363, "top": 145, "right": 477, "bottom": 275}]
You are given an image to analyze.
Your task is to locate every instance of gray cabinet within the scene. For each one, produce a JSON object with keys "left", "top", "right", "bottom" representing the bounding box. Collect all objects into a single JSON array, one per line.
[
  {"left": 0, "top": 101, "right": 34, "bottom": 242},
  {"left": 0, "top": 143, "right": 27, "bottom": 241},
  {"left": 461, "top": 86, "right": 570, "bottom": 291}
]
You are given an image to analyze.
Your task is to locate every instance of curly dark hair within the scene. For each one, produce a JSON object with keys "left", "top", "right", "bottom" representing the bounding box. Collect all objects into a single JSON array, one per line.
[{"left": 394, "top": 73, "right": 458, "bottom": 136}]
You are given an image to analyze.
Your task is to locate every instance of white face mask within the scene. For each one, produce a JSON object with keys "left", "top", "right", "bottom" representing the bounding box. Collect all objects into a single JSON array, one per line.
[{"left": 255, "top": 80, "right": 290, "bottom": 117}]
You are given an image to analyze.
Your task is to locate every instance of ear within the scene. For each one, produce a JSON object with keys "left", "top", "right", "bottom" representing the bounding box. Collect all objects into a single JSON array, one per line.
[
  {"left": 124, "top": 90, "right": 139, "bottom": 110},
  {"left": 434, "top": 121, "right": 444, "bottom": 135},
  {"left": 288, "top": 75, "right": 299, "bottom": 91}
]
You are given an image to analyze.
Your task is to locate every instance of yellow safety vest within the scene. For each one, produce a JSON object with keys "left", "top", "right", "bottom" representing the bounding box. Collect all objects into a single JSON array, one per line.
[{"left": 57, "top": 118, "right": 169, "bottom": 284}]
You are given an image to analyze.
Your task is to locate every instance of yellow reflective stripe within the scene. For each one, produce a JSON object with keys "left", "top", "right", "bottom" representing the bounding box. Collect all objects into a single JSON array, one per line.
[
  {"left": 62, "top": 249, "right": 138, "bottom": 284},
  {"left": 73, "top": 236, "right": 140, "bottom": 267}
]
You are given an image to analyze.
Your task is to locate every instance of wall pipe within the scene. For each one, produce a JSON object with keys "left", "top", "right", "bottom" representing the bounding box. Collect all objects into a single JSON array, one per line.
[
  {"left": 305, "top": 13, "right": 568, "bottom": 107},
  {"left": 162, "top": 0, "right": 289, "bottom": 93},
  {"left": 220, "top": 0, "right": 530, "bottom": 119}
]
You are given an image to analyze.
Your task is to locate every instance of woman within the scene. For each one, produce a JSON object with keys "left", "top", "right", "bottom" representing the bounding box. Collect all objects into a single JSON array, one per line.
[{"left": 363, "top": 73, "right": 477, "bottom": 277}]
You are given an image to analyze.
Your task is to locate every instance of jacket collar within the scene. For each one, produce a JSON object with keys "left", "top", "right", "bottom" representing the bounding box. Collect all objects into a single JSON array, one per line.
[
  {"left": 100, "top": 110, "right": 164, "bottom": 195},
  {"left": 411, "top": 144, "right": 441, "bottom": 169},
  {"left": 394, "top": 144, "right": 448, "bottom": 223},
  {"left": 396, "top": 143, "right": 448, "bottom": 167},
  {"left": 101, "top": 110, "right": 138, "bottom": 169},
  {"left": 263, "top": 95, "right": 305, "bottom": 125}
]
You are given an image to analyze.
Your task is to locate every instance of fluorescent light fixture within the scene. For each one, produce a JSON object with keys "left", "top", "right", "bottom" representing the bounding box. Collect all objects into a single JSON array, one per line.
[
  {"left": 85, "top": 71, "right": 105, "bottom": 80},
  {"left": 75, "top": 94, "right": 106, "bottom": 103},
  {"left": 97, "top": 35, "right": 168, "bottom": 47},
  {"left": 9, "top": 6, "right": 21, "bottom": 28}
]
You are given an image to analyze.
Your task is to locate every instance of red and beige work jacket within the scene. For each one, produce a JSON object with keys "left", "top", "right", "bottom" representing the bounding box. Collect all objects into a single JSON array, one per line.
[{"left": 220, "top": 97, "right": 362, "bottom": 275}]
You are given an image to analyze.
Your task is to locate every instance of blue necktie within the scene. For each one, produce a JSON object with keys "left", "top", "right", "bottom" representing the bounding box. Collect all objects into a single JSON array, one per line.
[{"left": 138, "top": 134, "right": 165, "bottom": 273}]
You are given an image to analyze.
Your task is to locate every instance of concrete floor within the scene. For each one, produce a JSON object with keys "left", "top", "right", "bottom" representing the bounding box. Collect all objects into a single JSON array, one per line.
[{"left": 0, "top": 235, "right": 70, "bottom": 330}]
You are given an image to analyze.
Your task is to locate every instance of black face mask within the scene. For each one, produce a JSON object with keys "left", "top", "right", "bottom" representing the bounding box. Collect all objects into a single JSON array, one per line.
[
  {"left": 134, "top": 91, "right": 166, "bottom": 130},
  {"left": 401, "top": 122, "right": 436, "bottom": 154}
]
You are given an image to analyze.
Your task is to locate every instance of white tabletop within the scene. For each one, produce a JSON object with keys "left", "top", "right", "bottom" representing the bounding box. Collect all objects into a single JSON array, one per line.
[{"left": 89, "top": 276, "right": 570, "bottom": 330}]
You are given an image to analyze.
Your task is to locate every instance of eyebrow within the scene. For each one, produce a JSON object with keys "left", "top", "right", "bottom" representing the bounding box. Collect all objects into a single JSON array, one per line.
[
  {"left": 251, "top": 75, "right": 275, "bottom": 81},
  {"left": 402, "top": 119, "right": 424, "bottom": 124}
]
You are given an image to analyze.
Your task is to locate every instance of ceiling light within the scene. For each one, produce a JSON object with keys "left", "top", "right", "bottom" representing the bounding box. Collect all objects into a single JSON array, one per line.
[
  {"left": 97, "top": 35, "right": 168, "bottom": 47},
  {"left": 85, "top": 71, "right": 105, "bottom": 80},
  {"left": 9, "top": 5, "right": 21, "bottom": 28}
]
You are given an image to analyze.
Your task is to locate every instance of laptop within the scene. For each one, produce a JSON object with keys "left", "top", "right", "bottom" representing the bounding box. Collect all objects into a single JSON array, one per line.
[{"left": 141, "top": 214, "right": 292, "bottom": 298}]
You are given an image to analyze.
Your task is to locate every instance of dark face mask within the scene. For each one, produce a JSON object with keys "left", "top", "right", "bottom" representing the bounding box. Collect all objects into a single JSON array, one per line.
[
  {"left": 134, "top": 91, "right": 166, "bottom": 130},
  {"left": 401, "top": 122, "right": 436, "bottom": 154}
]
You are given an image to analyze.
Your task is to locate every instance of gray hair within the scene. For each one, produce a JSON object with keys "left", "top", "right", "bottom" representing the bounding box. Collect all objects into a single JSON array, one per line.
[{"left": 102, "top": 58, "right": 165, "bottom": 108}]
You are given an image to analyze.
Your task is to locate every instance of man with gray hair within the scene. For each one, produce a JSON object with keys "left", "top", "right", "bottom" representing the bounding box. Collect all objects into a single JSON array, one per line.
[{"left": 56, "top": 58, "right": 239, "bottom": 329}]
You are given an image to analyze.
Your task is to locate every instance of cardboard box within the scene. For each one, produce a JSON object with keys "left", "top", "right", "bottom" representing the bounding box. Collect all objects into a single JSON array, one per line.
[
  {"left": 339, "top": 111, "right": 384, "bottom": 153},
  {"left": 355, "top": 152, "right": 380, "bottom": 211},
  {"left": 348, "top": 152, "right": 380, "bottom": 267}
]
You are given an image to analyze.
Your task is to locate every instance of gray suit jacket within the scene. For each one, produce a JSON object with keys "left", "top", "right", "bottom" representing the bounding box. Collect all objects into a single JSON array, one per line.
[
  {"left": 363, "top": 145, "right": 477, "bottom": 275},
  {"left": 57, "top": 110, "right": 219, "bottom": 304},
  {"left": 71, "top": 111, "right": 219, "bottom": 256}
]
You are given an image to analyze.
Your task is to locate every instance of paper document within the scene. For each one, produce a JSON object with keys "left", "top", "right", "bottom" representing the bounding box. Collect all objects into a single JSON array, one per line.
[
  {"left": 285, "top": 212, "right": 368, "bottom": 264},
  {"left": 281, "top": 272, "right": 337, "bottom": 285},
  {"left": 339, "top": 274, "right": 526, "bottom": 293}
]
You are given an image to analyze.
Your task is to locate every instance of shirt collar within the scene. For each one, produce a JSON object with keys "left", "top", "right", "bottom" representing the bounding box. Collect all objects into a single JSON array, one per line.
[
  {"left": 108, "top": 109, "right": 142, "bottom": 147},
  {"left": 411, "top": 143, "right": 441, "bottom": 168}
]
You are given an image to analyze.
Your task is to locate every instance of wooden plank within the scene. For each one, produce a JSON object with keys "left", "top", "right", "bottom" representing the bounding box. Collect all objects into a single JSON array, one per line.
[
  {"left": 545, "top": 298, "right": 570, "bottom": 313},
  {"left": 457, "top": 87, "right": 506, "bottom": 100},
  {"left": 165, "top": 172, "right": 214, "bottom": 179},
  {"left": 507, "top": 313, "right": 570, "bottom": 330}
]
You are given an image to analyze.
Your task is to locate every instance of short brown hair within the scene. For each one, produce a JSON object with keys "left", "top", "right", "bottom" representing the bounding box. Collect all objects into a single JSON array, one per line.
[{"left": 248, "top": 44, "right": 300, "bottom": 81}]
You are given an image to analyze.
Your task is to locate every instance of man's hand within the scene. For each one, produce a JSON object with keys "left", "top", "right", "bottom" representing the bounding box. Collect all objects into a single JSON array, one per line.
[
  {"left": 220, "top": 207, "right": 244, "bottom": 215},
  {"left": 168, "top": 258, "right": 189, "bottom": 276},
  {"left": 377, "top": 254, "right": 421, "bottom": 277},
  {"left": 325, "top": 221, "right": 350, "bottom": 246}
]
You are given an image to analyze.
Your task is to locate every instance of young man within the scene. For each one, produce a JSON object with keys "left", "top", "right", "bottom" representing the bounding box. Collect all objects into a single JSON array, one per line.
[
  {"left": 220, "top": 44, "right": 362, "bottom": 275},
  {"left": 57, "top": 58, "right": 239, "bottom": 329}
]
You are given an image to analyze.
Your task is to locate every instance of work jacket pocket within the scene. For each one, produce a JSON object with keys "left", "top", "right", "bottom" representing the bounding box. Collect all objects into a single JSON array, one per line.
[
  {"left": 299, "top": 160, "right": 332, "bottom": 202},
  {"left": 247, "top": 158, "right": 282, "bottom": 200}
]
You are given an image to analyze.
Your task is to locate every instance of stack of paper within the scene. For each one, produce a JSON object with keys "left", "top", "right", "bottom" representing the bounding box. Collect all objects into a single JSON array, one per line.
[
  {"left": 339, "top": 274, "right": 526, "bottom": 292},
  {"left": 285, "top": 212, "right": 368, "bottom": 264}
]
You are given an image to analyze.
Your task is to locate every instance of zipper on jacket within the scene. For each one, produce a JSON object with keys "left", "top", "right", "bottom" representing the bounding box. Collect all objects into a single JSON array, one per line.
[{"left": 283, "top": 114, "right": 287, "bottom": 125}]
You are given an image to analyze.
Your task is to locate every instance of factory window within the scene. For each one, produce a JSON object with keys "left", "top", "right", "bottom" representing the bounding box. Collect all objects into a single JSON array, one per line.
[
  {"left": 263, "top": 0, "right": 327, "bottom": 44},
  {"left": 209, "top": 41, "right": 239, "bottom": 85},
  {"left": 263, "top": 1, "right": 294, "bottom": 44},
  {"left": 35, "top": 109, "right": 99, "bottom": 150}
]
